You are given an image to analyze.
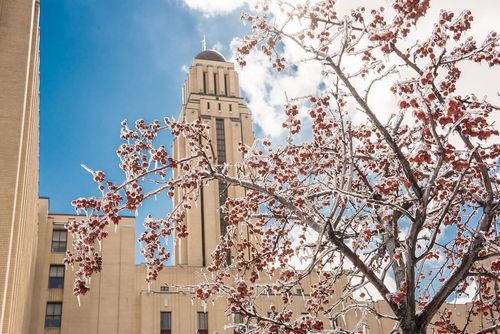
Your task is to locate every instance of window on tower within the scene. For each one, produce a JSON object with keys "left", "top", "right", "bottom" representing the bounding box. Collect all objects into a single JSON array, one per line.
[
  {"left": 215, "top": 118, "right": 226, "bottom": 163},
  {"left": 234, "top": 313, "right": 244, "bottom": 334},
  {"left": 213, "top": 73, "right": 218, "bottom": 95},
  {"left": 224, "top": 74, "right": 229, "bottom": 96},
  {"left": 215, "top": 118, "right": 230, "bottom": 265},
  {"left": 160, "top": 312, "right": 172, "bottom": 334},
  {"left": 203, "top": 72, "right": 207, "bottom": 94},
  {"left": 197, "top": 312, "right": 208, "bottom": 334}
]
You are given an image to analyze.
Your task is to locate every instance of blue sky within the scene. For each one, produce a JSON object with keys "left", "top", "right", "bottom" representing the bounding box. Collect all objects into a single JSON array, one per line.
[
  {"left": 39, "top": 0, "right": 249, "bottom": 262},
  {"left": 39, "top": 0, "right": 500, "bottom": 269}
]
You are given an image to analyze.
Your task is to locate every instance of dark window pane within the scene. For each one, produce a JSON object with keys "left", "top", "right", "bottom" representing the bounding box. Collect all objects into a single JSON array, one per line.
[
  {"left": 198, "top": 312, "right": 208, "bottom": 331},
  {"left": 234, "top": 313, "right": 244, "bottom": 334},
  {"left": 203, "top": 72, "right": 207, "bottom": 94},
  {"left": 45, "top": 302, "right": 62, "bottom": 328},
  {"left": 224, "top": 74, "right": 228, "bottom": 96},
  {"left": 48, "top": 265, "right": 65, "bottom": 288},
  {"left": 161, "top": 312, "right": 171, "bottom": 330},
  {"left": 213, "top": 73, "right": 218, "bottom": 95},
  {"left": 51, "top": 230, "right": 67, "bottom": 253},
  {"left": 215, "top": 118, "right": 230, "bottom": 264}
]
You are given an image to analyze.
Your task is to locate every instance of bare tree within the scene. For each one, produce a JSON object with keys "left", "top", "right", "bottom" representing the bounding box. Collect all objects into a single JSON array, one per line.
[{"left": 66, "top": 1, "right": 499, "bottom": 333}]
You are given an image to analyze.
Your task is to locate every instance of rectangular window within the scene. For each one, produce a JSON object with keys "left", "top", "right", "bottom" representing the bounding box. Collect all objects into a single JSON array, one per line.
[
  {"left": 207, "top": 102, "right": 211, "bottom": 112},
  {"left": 48, "top": 265, "right": 65, "bottom": 289},
  {"left": 160, "top": 286, "right": 169, "bottom": 292},
  {"left": 51, "top": 230, "right": 67, "bottom": 253},
  {"left": 161, "top": 312, "right": 172, "bottom": 334},
  {"left": 215, "top": 118, "right": 230, "bottom": 265},
  {"left": 229, "top": 104, "right": 232, "bottom": 112},
  {"left": 224, "top": 74, "right": 229, "bottom": 96},
  {"left": 234, "top": 313, "right": 243, "bottom": 334},
  {"left": 215, "top": 118, "right": 226, "bottom": 164},
  {"left": 203, "top": 72, "right": 207, "bottom": 94},
  {"left": 45, "top": 302, "right": 62, "bottom": 328},
  {"left": 197, "top": 312, "right": 208, "bottom": 334},
  {"left": 213, "top": 73, "right": 218, "bottom": 95},
  {"left": 218, "top": 103, "right": 221, "bottom": 112}
]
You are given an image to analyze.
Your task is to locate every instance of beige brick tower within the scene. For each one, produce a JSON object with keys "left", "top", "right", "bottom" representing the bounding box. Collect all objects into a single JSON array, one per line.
[
  {"left": 0, "top": 0, "right": 40, "bottom": 332},
  {"left": 173, "top": 49, "right": 254, "bottom": 267}
]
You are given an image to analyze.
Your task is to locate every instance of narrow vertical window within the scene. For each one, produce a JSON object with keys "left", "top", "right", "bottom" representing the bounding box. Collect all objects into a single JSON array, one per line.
[
  {"left": 197, "top": 312, "right": 208, "bottom": 334},
  {"left": 234, "top": 313, "right": 243, "bottom": 334},
  {"left": 45, "top": 302, "right": 62, "bottom": 328},
  {"left": 48, "top": 265, "right": 65, "bottom": 289},
  {"left": 203, "top": 72, "right": 207, "bottom": 94},
  {"left": 51, "top": 230, "right": 67, "bottom": 253},
  {"left": 224, "top": 74, "right": 229, "bottom": 96},
  {"left": 215, "top": 119, "right": 230, "bottom": 265},
  {"left": 207, "top": 102, "right": 211, "bottom": 112},
  {"left": 161, "top": 312, "right": 172, "bottom": 334},
  {"left": 229, "top": 104, "right": 232, "bottom": 112},
  {"left": 215, "top": 118, "right": 226, "bottom": 164},
  {"left": 218, "top": 103, "right": 221, "bottom": 112},
  {"left": 213, "top": 73, "right": 218, "bottom": 95}
]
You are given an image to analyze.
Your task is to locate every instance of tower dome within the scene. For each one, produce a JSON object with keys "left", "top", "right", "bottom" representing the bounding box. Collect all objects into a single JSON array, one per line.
[{"left": 194, "top": 49, "right": 226, "bottom": 62}]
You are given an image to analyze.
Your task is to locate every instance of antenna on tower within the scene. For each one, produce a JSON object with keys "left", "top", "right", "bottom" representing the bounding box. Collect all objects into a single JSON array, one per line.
[{"left": 201, "top": 35, "right": 207, "bottom": 51}]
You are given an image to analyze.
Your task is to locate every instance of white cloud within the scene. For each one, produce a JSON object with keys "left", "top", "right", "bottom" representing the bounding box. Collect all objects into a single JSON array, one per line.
[
  {"left": 222, "top": 0, "right": 499, "bottom": 139},
  {"left": 182, "top": 0, "right": 249, "bottom": 16},
  {"left": 211, "top": 41, "right": 224, "bottom": 52}
]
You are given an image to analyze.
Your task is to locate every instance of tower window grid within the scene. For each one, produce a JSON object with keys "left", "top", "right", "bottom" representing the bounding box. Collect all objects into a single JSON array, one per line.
[{"left": 215, "top": 118, "right": 230, "bottom": 265}]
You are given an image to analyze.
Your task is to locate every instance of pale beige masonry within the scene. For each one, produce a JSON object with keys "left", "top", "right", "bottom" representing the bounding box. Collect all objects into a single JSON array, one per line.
[
  {"left": 174, "top": 50, "right": 253, "bottom": 268},
  {"left": 0, "top": 0, "right": 40, "bottom": 332},
  {"left": 29, "top": 201, "right": 139, "bottom": 334}
]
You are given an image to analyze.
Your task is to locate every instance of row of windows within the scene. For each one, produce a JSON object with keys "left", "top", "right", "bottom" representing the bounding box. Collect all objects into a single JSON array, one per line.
[
  {"left": 44, "top": 308, "right": 332, "bottom": 331},
  {"left": 202, "top": 72, "right": 230, "bottom": 96},
  {"left": 161, "top": 312, "right": 208, "bottom": 333},
  {"left": 206, "top": 102, "right": 233, "bottom": 113},
  {"left": 45, "top": 227, "right": 66, "bottom": 328}
]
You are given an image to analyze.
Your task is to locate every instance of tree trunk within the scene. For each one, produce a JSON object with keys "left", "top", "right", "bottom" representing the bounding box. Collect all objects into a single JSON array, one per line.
[{"left": 401, "top": 321, "right": 427, "bottom": 334}]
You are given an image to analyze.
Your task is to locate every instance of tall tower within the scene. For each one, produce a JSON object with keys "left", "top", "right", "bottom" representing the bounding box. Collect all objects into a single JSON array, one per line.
[
  {"left": 0, "top": 0, "right": 41, "bottom": 332},
  {"left": 173, "top": 49, "right": 253, "bottom": 267}
]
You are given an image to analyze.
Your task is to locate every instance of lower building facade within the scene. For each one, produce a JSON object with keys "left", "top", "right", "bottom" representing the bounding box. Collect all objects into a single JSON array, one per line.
[{"left": 28, "top": 198, "right": 488, "bottom": 334}]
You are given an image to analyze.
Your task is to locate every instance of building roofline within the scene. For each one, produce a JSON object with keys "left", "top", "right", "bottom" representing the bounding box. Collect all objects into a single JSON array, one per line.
[{"left": 47, "top": 212, "right": 136, "bottom": 219}]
